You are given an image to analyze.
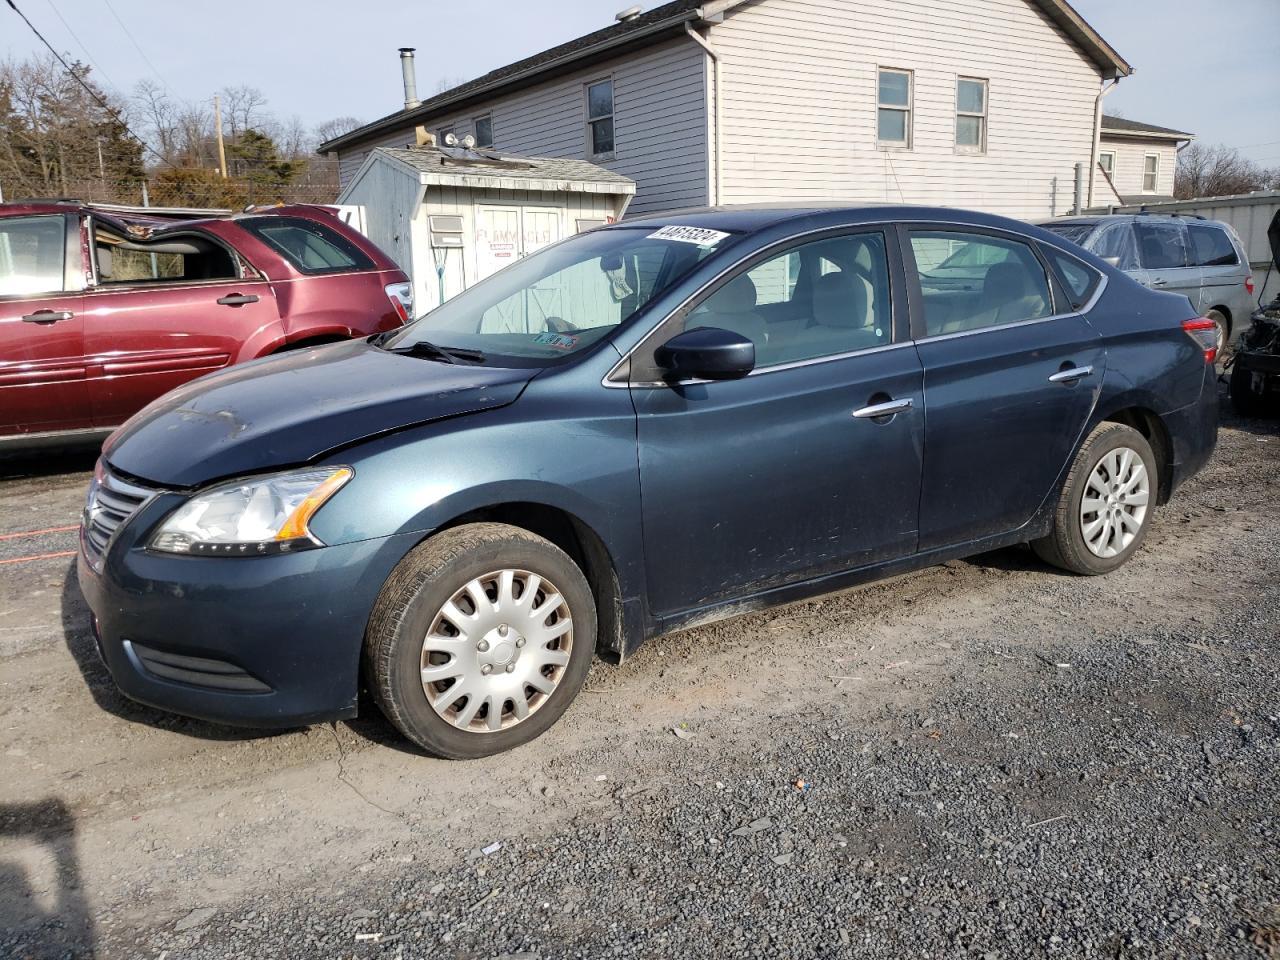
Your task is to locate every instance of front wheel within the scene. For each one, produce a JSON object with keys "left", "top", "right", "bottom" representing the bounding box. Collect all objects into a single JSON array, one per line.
[
  {"left": 365, "top": 523, "right": 596, "bottom": 758},
  {"left": 1032, "top": 422, "right": 1158, "bottom": 576}
]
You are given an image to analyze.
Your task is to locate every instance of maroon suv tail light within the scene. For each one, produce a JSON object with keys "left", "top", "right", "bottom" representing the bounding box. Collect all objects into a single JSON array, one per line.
[
  {"left": 1182, "top": 318, "right": 1218, "bottom": 364},
  {"left": 384, "top": 282, "right": 413, "bottom": 324}
]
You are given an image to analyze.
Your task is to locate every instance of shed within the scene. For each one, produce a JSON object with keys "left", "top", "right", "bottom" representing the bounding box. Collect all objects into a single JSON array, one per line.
[{"left": 337, "top": 145, "right": 635, "bottom": 309}]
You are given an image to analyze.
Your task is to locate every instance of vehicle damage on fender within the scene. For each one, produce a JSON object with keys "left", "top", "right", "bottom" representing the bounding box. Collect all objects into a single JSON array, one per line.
[{"left": 78, "top": 204, "right": 1220, "bottom": 759}]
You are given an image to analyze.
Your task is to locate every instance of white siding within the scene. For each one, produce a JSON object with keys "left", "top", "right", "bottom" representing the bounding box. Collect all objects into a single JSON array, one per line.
[
  {"left": 1098, "top": 136, "right": 1178, "bottom": 200},
  {"left": 709, "top": 0, "right": 1106, "bottom": 219},
  {"left": 336, "top": 38, "right": 709, "bottom": 216}
]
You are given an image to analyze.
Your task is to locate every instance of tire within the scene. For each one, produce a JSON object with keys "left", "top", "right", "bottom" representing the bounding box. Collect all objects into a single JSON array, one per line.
[
  {"left": 1206, "top": 309, "right": 1229, "bottom": 362},
  {"left": 1230, "top": 362, "right": 1273, "bottom": 418},
  {"left": 1032, "top": 422, "right": 1158, "bottom": 576},
  {"left": 364, "top": 522, "right": 596, "bottom": 759}
]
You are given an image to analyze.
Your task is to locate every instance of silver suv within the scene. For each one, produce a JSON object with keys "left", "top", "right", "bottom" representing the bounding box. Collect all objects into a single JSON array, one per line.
[{"left": 1038, "top": 214, "right": 1254, "bottom": 355}]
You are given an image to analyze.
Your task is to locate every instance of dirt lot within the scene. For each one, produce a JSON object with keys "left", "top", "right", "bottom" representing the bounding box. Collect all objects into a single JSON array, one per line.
[{"left": 1, "top": 387, "right": 1277, "bottom": 960}]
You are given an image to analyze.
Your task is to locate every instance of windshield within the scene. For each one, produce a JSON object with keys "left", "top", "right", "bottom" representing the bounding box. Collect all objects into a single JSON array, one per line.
[
  {"left": 384, "top": 225, "right": 738, "bottom": 366},
  {"left": 1041, "top": 222, "right": 1098, "bottom": 246}
]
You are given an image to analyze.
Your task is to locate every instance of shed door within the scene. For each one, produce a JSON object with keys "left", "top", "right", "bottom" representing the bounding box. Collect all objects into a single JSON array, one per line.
[{"left": 475, "top": 206, "right": 521, "bottom": 282}]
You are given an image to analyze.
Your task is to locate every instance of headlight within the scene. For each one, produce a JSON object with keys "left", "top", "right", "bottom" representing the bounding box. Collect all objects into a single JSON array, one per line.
[{"left": 149, "top": 467, "right": 353, "bottom": 556}]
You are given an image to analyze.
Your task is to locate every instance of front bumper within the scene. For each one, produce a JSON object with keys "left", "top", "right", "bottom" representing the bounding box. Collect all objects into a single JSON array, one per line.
[{"left": 77, "top": 495, "right": 422, "bottom": 728}]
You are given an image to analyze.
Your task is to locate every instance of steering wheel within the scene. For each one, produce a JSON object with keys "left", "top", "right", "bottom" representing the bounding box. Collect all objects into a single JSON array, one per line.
[{"left": 543, "top": 316, "right": 578, "bottom": 334}]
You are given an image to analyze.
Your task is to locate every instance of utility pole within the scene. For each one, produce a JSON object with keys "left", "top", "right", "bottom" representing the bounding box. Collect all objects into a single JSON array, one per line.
[{"left": 214, "top": 94, "right": 229, "bottom": 178}]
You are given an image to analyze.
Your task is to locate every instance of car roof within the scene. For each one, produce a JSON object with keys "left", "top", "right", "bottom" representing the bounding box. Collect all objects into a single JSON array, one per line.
[{"left": 619, "top": 203, "right": 1057, "bottom": 236}]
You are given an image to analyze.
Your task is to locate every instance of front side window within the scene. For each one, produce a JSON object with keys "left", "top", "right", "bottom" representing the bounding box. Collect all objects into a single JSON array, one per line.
[
  {"left": 1098, "top": 151, "right": 1115, "bottom": 176},
  {"left": 0, "top": 215, "right": 66, "bottom": 296},
  {"left": 1134, "top": 220, "right": 1188, "bottom": 270},
  {"left": 1142, "top": 154, "right": 1160, "bottom": 192},
  {"left": 683, "top": 232, "right": 893, "bottom": 368},
  {"left": 386, "top": 225, "right": 739, "bottom": 366},
  {"left": 1088, "top": 221, "right": 1140, "bottom": 270},
  {"left": 955, "top": 78, "right": 987, "bottom": 153},
  {"left": 911, "top": 231, "right": 1053, "bottom": 336},
  {"left": 877, "top": 69, "right": 912, "bottom": 147},
  {"left": 239, "top": 216, "right": 374, "bottom": 275},
  {"left": 1188, "top": 224, "right": 1239, "bottom": 267},
  {"left": 473, "top": 115, "right": 494, "bottom": 148},
  {"left": 586, "top": 79, "right": 614, "bottom": 157}
]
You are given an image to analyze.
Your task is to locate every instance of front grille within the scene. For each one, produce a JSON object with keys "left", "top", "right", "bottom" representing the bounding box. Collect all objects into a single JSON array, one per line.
[
  {"left": 126, "top": 641, "right": 272, "bottom": 693},
  {"left": 83, "top": 464, "right": 154, "bottom": 569}
]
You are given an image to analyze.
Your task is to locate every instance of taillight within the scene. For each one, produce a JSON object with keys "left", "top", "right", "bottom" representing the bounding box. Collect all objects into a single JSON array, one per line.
[
  {"left": 384, "top": 282, "right": 413, "bottom": 325},
  {"left": 1245, "top": 275, "right": 1255, "bottom": 296},
  {"left": 1182, "top": 318, "right": 1217, "bottom": 364}
]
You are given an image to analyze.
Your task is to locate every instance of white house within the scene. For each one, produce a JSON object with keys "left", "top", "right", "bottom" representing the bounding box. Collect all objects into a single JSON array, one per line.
[
  {"left": 1093, "top": 115, "right": 1194, "bottom": 207},
  {"left": 320, "top": 0, "right": 1133, "bottom": 220}
]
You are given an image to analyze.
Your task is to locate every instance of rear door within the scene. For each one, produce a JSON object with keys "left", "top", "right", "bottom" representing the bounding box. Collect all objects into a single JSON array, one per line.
[
  {"left": 0, "top": 213, "right": 88, "bottom": 435},
  {"left": 1187, "top": 221, "right": 1249, "bottom": 317},
  {"left": 1134, "top": 219, "right": 1201, "bottom": 305},
  {"left": 81, "top": 221, "right": 281, "bottom": 427},
  {"left": 906, "top": 227, "right": 1105, "bottom": 550}
]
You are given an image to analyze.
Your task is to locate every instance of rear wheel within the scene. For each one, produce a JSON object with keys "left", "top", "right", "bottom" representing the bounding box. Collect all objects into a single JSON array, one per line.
[
  {"left": 1032, "top": 422, "right": 1157, "bottom": 576},
  {"left": 1206, "top": 309, "right": 1229, "bottom": 361},
  {"left": 365, "top": 523, "right": 595, "bottom": 758}
]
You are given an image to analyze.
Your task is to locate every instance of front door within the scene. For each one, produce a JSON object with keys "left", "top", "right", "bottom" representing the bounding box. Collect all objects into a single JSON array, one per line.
[
  {"left": 0, "top": 213, "right": 88, "bottom": 435},
  {"left": 906, "top": 227, "right": 1105, "bottom": 550},
  {"left": 633, "top": 230, "right": 923, "bottom": 619}
]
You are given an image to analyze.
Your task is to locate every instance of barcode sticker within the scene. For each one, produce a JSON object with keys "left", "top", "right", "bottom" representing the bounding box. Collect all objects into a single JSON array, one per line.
[{"left": 647, "top": 225, "right": 730, "bottom": 247}]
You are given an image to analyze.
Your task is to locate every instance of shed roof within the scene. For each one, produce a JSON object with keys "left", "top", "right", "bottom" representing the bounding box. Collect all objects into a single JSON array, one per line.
[
  {"left": 1101, "top": 115, "right": 1195, "bottom": 141},
  {"left": 319, "top": 0, "right": 1130, "bottom": 154},
  {"left": 369, "top": 146, "right": 636, "bottom": 195}
]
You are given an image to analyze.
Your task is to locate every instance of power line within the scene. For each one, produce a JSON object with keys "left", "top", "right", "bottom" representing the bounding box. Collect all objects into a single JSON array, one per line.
[
  {"left": 102, "top": 0, "right": 176, "bottom": 99},
  {"left": 3, "top": 0, "right": 170, "bottom": 167},
  {"left": 40, "top": 0, "right": 122, "bottom": 97}
]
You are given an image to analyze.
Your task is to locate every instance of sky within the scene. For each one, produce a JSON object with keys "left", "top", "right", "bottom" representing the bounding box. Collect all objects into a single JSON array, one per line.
[{"left": 3, "top": 0, "right": 1278, "bottom": 164}]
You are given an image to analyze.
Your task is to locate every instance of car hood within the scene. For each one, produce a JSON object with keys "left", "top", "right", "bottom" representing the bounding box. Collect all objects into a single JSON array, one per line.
[{"left": 103, "top": 339, "right": 536, "bottom": 488}]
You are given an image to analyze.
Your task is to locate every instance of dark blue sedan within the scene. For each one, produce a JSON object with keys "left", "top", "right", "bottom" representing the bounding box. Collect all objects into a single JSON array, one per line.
[{"left": 78, "top": 205, "right": 1219, "bottom": 758}]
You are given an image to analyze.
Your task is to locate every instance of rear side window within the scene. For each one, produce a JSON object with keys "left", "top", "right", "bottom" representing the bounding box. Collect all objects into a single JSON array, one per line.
[
  {"left": 1134, "top": 220, "right": 1189, "bottom": 270},
  {"left": 910, "top": 231, "right": 1053, "bottom": 337},
  {"left": 1188, "top": 224, "right": 1239, "bottom": 267},
  {"left": 0, "top": 215, "right": 65, "bottom": 296},
  {"left": 240, "top": 216, "right": 374, "bottom": 275},
  {"left": 1044, "top": 247, "right": 1100, "bottom": 310}
]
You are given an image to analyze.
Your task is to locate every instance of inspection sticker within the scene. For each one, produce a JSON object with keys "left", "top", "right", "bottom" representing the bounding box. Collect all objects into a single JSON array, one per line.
[
  {"left": 647, "top": 225, "right": 730, "bottom": 247},
  {"left": 533, "top": 331, "right": 579, "bottom": 350}
]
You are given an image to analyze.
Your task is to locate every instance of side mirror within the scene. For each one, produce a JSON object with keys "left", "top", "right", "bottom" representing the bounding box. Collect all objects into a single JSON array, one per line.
[
  {"left": 1100, "top": 255, "right": 1121, "bottom": 267},
  {"left": 654, "top": 326, "right": 755, "bottom": 381}
]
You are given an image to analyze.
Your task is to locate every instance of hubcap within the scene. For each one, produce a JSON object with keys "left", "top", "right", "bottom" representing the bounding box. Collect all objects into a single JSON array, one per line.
[
  {"left": 420, "top": 569, "right": 573, "bottom": 733},
  {"left": 1080, "top": 446, "right": 1150, "bottom": 559}
]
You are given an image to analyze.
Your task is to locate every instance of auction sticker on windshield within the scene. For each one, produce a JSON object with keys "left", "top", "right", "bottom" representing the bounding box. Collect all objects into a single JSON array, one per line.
[{"left": 648, "top": 225, "right": 731, "bottom": 247}]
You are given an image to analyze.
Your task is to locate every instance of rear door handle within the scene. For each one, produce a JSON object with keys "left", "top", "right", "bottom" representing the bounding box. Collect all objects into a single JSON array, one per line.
[
  {"left": 1048, "top": 365, "right": 1094, "bottom": 384},
  {"left": 216, "top": 294, "right": 259, "bottom": 306},
  {"left": 22, "top": 310, "right": 74, "bottom": 324},
  {"left": 852, "top": 397, "right": 913, "bottom": 419}
]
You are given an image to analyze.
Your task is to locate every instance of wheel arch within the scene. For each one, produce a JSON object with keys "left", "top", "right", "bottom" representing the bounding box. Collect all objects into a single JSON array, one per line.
[{"left": 1099, "top": 405, "right": 1175, "bottom": 504}]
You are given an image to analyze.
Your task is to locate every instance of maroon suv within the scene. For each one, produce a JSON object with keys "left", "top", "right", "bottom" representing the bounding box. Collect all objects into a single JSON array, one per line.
[{"left": 0, "top": 201, "right": 411, "bottom": 446}]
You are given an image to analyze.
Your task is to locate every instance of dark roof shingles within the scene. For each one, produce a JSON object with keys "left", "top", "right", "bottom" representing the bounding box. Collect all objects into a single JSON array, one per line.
[{"left": 1101, "top": 115, "right": 1194, "bottom": 138}]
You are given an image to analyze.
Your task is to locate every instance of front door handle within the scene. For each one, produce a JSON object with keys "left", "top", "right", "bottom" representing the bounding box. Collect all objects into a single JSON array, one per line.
[
  {"left": 22, "top": 310, "right": 74, "bottom": 324},
  {"left": 1048, "top": 365, "right": 1094, "bottom": 384},
  {"left": 216, "top": 294, "right": 259, "bottom": 306},
  {"left": 852, "top": 397, "right": 913, "bottom": 420},
  {"left": 1150, "top": 278, "right": 1168, "bottom": 287}
]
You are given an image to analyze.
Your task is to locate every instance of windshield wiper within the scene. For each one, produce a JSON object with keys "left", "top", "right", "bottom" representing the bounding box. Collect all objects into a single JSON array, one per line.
[{"left": 387, "top": 339, "right": 486, "bottom": 364}]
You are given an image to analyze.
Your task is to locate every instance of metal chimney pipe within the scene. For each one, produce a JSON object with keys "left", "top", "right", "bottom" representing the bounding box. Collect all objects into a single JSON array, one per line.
[{"left": 399, "top": 48, "right": 421, "bottom": 110}]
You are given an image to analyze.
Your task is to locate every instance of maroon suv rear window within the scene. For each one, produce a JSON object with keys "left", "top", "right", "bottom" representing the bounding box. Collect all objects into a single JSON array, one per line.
[{"left": 239, "top": 216, "right": 374, "bottom": 275}]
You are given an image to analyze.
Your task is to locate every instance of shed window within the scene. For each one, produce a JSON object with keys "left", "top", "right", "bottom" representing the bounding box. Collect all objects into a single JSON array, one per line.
[
  {"left": 473, "top": 115, "right": 493, "bottom": 148},
  {"left": 877, "top": 69, "right": 912, "bottom": 147},
  {"left": 1098, "top": 151, "right": 1115, "bottom": 176},
  {"left": 1143, "top": 154, "right": 1160, "bottom": 192},
  {"left": 586, "top": 79, "right": 614, "bottom": 157},
  {"left": 955, "top": 77, "right": 987, "bottom": 152}
]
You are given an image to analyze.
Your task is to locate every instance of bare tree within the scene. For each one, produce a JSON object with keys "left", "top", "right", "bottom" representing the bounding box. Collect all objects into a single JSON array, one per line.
[
  {"left": 220, "top": 85, "right": 269, "bottom": 138},
  {"left": 1176, "top": 142, "right": 1279, "bottom": 200},
  {"left": 314, "top": 115, "right": 361, "bottom": 149}
]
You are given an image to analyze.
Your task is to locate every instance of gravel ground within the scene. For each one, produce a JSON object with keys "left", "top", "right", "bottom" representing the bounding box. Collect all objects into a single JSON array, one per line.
[{"left": 1, "top": 386, "right": 1277, "bottom": 960}]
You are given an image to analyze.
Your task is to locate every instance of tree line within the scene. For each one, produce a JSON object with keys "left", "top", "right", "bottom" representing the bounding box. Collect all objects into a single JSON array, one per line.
[{"left": 0, "top": 53, "right": 359, "bottom": 209}]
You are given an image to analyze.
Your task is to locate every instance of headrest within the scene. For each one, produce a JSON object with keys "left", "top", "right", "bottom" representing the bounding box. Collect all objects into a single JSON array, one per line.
[
  {"left": 813, "top": 270, "right": 869, "bottom": 328},
  {"left": 983, "top": 261, "right": 1027, "bottom": 304},
  {"left": 713, "top": 273, "right": 758, "bottom": 312}
]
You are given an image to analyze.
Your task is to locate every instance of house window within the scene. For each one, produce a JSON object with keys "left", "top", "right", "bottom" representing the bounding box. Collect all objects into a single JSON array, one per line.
[
  {"left": 586, "top": 78, "right": 614, "bottom": 157},
  {"left": 955, "top": 77, "right": 987, "bottom": 153},
  {"left": 1098, "top": 151, "right": 1115, "bottom": 176},
  {"left": 473, "top": 115, "right": 493, "bottom": 148},
  {"left": 1143, "top": 154, "right": 1160, "bottom": 192},
  {"left": 877, "top": 68, "right": 912, "bottom": 148}
]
